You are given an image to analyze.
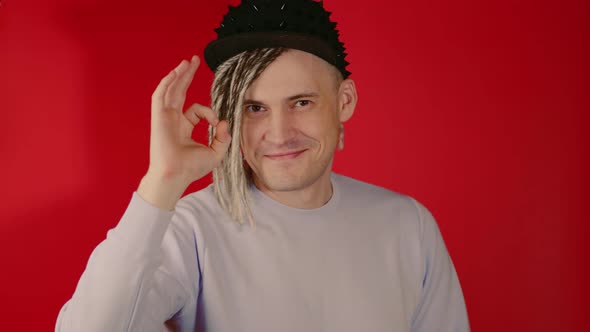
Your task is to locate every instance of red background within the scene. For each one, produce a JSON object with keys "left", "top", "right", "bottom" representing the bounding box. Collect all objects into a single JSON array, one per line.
[{"left": 1, "top": 0, "right": 588, "bottom": 330}]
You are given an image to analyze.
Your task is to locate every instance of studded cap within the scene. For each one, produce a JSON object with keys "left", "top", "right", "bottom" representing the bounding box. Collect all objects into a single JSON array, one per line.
[{"left": 204, "top": 0, "right": 351, "bottom": 78}]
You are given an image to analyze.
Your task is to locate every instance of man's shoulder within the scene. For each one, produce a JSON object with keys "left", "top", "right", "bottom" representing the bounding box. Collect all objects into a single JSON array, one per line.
[
  {"left": 333, "top": 172, "right": 409, "bottom": 202},
  {"left": 332, "top": 172, "right": 425, "bottom": 219},
  {"left": 175, "top": 184, "right": 220, "bottom": 217}
]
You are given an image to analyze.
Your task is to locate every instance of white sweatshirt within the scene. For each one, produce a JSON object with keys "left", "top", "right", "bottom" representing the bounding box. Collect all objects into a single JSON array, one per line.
[{"left": 56, "top": 173, "right": 470, "bottom": 331}]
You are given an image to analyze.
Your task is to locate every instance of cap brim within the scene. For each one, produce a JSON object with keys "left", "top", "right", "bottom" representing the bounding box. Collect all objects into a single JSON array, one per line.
[{"left": 204, "top": 31, "right": 340, "bottom": 74}]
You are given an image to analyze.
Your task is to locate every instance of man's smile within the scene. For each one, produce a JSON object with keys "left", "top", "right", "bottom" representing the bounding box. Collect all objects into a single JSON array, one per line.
[{"left": 264, "top": 149, "right": 308, "bottom": 160}]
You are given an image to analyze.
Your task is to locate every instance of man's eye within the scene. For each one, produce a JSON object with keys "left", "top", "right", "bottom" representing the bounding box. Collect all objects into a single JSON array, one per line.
[
  {"left": 295, "top": 100, "right": 311, "bottom": 107},
  {"left": 246, "top": 105, "right": 265, "bottom": 113}
]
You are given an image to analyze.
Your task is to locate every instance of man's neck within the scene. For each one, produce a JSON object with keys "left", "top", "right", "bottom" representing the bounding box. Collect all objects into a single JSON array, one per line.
[{"left": 254, "top": 170, "right": 333, "bottom": 209}]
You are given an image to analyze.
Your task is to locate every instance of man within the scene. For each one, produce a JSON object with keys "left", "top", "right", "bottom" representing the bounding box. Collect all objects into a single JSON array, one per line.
[{"left": 56, "top": 0, "right": 470, "bottom": 331}]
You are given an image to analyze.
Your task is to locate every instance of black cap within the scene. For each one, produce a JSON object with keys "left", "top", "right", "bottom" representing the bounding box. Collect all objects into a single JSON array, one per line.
[{"left": 204, "top": 0, "right": 351, "bottom": 78}]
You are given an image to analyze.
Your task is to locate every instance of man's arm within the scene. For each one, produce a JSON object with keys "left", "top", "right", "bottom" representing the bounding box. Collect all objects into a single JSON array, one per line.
[
  {"left": 56, "top": 55, "right": 231, "bottom": 331},
  {"left": 410, "top": 199, "right": 471, "bottom": 332},
  {"left": 55, "top": 191, "right": 192, "bottom": 331}
]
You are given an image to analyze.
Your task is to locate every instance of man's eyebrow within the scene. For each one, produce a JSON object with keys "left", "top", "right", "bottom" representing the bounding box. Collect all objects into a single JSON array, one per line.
[
  {"left": 286, "top": 92, "right": 320, "bottom": 101},
  {"left": 243, "top": 92, "right": 320, "bottom": 106},
  {"left": 243, "top": 98, "right": 266, "bottom": 106}
]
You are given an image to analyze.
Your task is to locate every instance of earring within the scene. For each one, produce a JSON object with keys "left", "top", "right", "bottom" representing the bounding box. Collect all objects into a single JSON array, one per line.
[{"left": 338, "top": 123, "right": 344, "bottom": 150}]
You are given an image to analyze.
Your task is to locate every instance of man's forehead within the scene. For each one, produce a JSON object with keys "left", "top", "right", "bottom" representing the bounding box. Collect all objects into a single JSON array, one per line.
[{"left": 244, "top": 49, "right": 334, "bottom": 99}]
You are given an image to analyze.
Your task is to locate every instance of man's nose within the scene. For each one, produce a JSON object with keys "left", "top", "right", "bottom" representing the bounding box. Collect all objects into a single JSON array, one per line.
[{"left": 264, "top": 108, "right": 296, "bottom": 145}]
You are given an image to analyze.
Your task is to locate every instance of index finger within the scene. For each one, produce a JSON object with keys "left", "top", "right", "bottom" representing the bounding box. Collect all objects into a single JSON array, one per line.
[{"left": 184, "top": 103, "right": 220, "bottom": 127}]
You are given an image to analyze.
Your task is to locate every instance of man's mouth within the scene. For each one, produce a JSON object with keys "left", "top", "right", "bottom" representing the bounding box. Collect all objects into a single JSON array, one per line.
[{"left": 264, "top": 149, "right": 307, "bottom": 160}]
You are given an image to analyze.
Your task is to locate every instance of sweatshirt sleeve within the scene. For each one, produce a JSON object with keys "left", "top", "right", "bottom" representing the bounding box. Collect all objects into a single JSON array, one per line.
[
  {"left": 409, "top": 199, "right": 471, "bottom": 332},
  {"left": 55, "top": 192, "right": 199, "bottom": 332}
]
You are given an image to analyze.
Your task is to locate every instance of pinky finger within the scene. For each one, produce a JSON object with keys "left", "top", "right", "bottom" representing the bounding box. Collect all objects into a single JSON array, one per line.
[{"left": 151, "top": 70, "right": 177, "bottom": 110}]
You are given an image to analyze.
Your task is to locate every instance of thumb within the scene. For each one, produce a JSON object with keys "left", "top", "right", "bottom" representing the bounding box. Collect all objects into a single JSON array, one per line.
[{"left": 210, "top": 120, "right": 232, "bottom": 160}]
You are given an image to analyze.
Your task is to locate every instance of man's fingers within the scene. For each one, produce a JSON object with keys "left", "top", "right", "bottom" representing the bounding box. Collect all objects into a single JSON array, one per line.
[
  {"left": 165, "top": 56, "right": 199, "bottom": 110},
  {"left": 151, "top": 69, "right": 177, "bottom": 111},
  {"left": 184, "top": 103, "right": 219, "bottom": 127},
  {"left": 175, "top": 56, "right": 200, "bottom": 97},
  {"left": 210, "top": 120, "right": 232, "bottom": 159}
]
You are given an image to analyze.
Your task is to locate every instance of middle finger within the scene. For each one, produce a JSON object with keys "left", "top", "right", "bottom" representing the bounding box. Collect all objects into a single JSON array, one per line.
[{"left": 165, "top": 55, "right": 200, "bottom": 110}]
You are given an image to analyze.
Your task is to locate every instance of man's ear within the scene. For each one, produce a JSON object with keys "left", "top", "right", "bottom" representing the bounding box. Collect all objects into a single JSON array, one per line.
[{"left": 338, "top": 78, "right": 358, "bottom": 122}]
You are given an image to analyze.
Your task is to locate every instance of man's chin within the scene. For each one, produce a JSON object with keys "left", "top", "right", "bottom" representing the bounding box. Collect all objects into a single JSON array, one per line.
[{"left": 256, "top": 171, "right": 308, "bottom": 192}]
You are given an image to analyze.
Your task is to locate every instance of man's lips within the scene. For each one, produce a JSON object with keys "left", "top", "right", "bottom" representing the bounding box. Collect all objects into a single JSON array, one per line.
[{"left": 264, "top": 149, "right": 307, "bottom": 160}]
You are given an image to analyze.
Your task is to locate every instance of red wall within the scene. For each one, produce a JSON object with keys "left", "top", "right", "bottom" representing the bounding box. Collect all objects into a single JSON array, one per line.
[{"left": 1, "top": 0, "right": 587, "bottom": 330}]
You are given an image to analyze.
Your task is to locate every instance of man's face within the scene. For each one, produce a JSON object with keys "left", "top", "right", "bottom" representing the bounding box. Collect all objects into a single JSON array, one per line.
[{"left": 240, "top": 49, "right": 350, "bottom": 193}]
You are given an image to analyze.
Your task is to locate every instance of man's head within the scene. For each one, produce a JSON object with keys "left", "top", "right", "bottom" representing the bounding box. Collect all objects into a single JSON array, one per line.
[
  {"left": 241, "top": 49, "right": 356, "bottom": 195},
  {"left": 205, "top": 0, "right": 356, "bottom": 226}
]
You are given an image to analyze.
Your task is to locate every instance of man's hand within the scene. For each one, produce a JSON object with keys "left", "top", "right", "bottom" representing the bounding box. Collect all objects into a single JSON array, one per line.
[{"left": 138, "top": 56, "right": 231, "bottom": 210}]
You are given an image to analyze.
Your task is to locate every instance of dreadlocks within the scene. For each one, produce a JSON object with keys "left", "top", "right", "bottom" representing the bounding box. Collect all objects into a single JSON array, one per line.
[{"left": 209, "top": 47, "right": 287, "bottom": 229}]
